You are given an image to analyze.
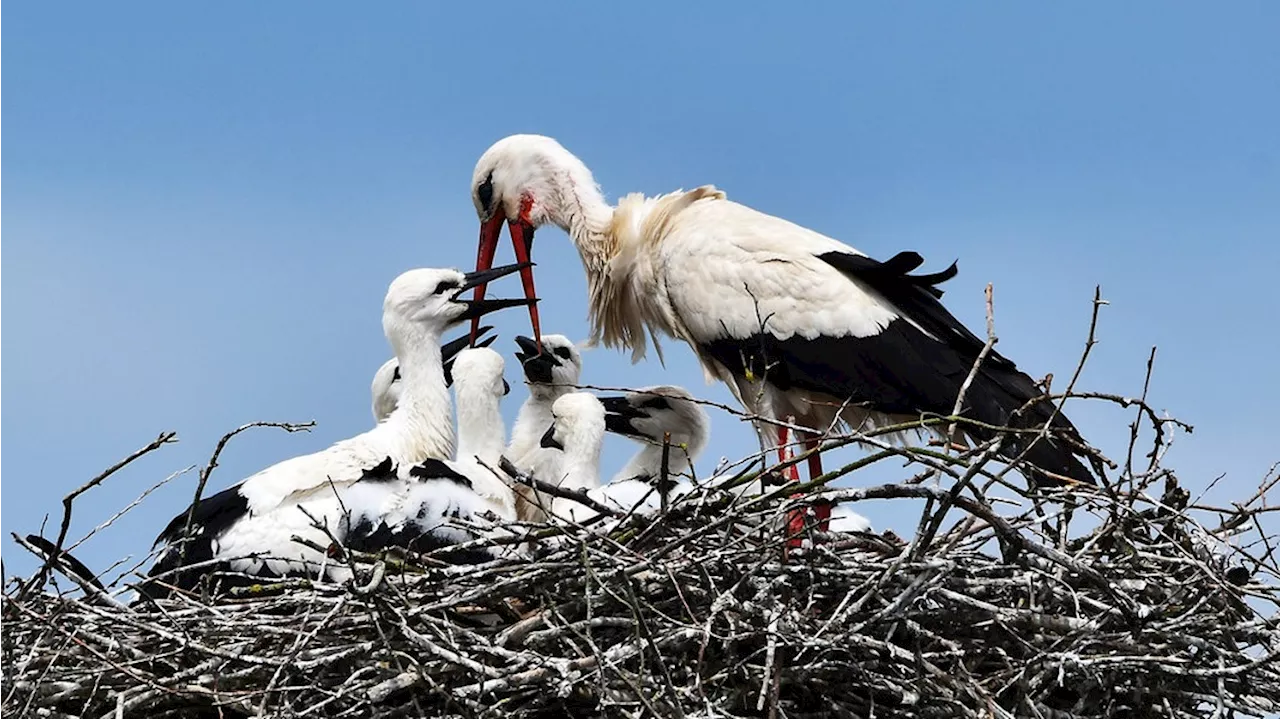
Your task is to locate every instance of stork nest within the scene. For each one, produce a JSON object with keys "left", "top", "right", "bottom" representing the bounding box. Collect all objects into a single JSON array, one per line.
[{"left": 5, "top": 372, "right": 1280, "bottom": 719}]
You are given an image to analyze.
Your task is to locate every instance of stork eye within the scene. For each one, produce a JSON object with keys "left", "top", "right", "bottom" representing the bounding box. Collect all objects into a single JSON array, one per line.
[
  {"left": 553, "top": 346, "right": 572, "bottom": 360},
  {"left": 433, "top": 279, "right": 462, "bottom": 295},
  {"left": 476, "top": 172, "right": 495, "bottom": 213},
  {"left": 639, "top": 396, "right": 671, "bottom": 411}
]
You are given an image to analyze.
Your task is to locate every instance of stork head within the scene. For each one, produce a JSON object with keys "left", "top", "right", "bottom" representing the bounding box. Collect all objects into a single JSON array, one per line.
[
  {"left": 539, "top": 392, "right": 606, "bottom": 457},
  {"left": 514, "top": 334, "right": 582, "bottom": 399},
  {"left": 470, "top": 134, "right": 597, "bottom": 350},
  {"left": 451, "top": 347, "right": 511, "bottom": 403},
  {"left": 382, "top": 264, "right": 535, "bottom": 352},
  {"left": 598, "top": 385, "right": 710, "bottom": 459}
]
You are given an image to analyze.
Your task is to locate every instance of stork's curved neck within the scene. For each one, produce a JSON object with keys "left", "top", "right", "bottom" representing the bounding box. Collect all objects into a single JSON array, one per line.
[
  {"left": 380, "top": 329, "right": 453, "bottom": 461},
  {"left": 545, "top": 166, "right": 616, "bottom": 274},
  {"left": 507, "top": 392, "right": 556, "bottom": 463}
]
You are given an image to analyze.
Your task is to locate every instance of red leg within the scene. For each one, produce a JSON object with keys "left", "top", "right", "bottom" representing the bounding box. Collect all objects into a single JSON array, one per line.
[
  {"left": 779, "top": 424, "right": 805, "bottom": 550},
  {"left": 776, "top": 426, "right": 791, "bottom": 468},
  {"left": 804, "top": 435, "right": 832, "bottom": 532}
]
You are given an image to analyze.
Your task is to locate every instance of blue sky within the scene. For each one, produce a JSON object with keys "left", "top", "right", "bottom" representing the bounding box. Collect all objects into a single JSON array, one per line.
[{"left": 4, "top": 3, "right": 1278, "bottom": 582}]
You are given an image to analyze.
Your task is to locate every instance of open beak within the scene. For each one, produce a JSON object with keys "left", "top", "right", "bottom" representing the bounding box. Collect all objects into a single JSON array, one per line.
[
  {"left": 474, "top": 214, "right": 541, "bottom": 350},
  {"left": 514, "top": 335, "right": 549, "bottom": 361},
  {"left": 519, "top": 352, "right": 558, "bottom": 385},
  {"left": 516, "top": 335, "right": 562, "bottom": 384},
  {"left": 453, "top": 261, "right": 539, "bottom": 323},
  {"left": 540, "top": 425, "right": 564, "bottom": 451}
]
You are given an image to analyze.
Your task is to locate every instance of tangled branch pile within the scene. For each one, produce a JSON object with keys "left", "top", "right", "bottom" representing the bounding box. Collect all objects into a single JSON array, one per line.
[{"left": 5, "top": 340, "right": 1280, "bottom": 717}]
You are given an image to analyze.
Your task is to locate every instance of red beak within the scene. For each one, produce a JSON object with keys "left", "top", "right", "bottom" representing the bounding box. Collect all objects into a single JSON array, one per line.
[
  {"left": 473, "top": 213, "right": 542, "bottom": 351},
  {"left": 472, "top": 213, "right": 503, "bottom": 346}
]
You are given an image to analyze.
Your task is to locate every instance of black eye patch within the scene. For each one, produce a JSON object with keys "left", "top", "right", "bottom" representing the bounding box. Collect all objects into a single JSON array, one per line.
[
  {"left": 476, "top": 171, "right": 495, "bottom": 213},
  {"left": 638, "top": 396, "right": 671, "bottom": 411},
  {"left": 433, "top": 279, "right": 462, "bottom": 295},
  {"left": 553, "top": 346, "right": 572, "bottom": 360}
]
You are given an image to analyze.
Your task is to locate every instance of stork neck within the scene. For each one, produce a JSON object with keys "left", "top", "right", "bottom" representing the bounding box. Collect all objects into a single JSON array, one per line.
[
  {"left": 507, "top": 394, "right": 554, "bottom": 463},
  {"left": 381, "top": 330, "right": 453, "bottom": 462},
  {"left": 454, "top": 388, "right": 504, "bottom": 467},
  {"left": 560, "top": 439, "right": 604, "bottom": 492},
  {"left": 552, "top": 177, "right": 616, "bottom": 273}
]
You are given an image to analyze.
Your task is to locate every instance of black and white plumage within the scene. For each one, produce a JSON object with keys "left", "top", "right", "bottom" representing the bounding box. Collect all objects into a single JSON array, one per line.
[
  {"left": 144, "top": 264, "right": 535, "bottom": 595},
  {"left": 344, "top": 347, "right": 519, "bottom": 562},
  {"left": 505, "top": 334, "right": 583, "bottom": 520},
  {"left": 370, "top": 327, "right": 496, "bottom": 424},
  {"left": 467, "top": 134, "right": 1099, "bottom": 491}
]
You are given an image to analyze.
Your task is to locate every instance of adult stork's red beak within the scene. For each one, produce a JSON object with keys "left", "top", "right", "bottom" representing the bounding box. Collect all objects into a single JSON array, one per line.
[{"left": 474, "top": 211, "right": 541, "bottom": 351}]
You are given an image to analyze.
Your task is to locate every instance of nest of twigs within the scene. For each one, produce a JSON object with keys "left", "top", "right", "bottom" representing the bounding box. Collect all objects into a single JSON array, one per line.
[{"left": 5, "top": 429, "right": 1279, "bottom": 719}]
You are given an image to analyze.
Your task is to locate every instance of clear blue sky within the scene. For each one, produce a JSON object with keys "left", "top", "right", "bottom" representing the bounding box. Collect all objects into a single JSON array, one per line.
[{"left": 4, "top": 3, "right": 1278, "bottom": 581}]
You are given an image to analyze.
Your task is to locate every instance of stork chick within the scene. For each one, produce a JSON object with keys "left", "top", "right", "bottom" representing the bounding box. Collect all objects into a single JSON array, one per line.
[
  {"left": 536, "top": 392, "right": 607, "bottom": 524},
  {"left": 345, "top": 347, "right": 519, "bottom": 561},
  {"left": 144, "top": 263, "right": 534, "bottom": 596},
  {"left": 505, "top": 334, "right": 582, "bottom": 521},
  {"left": 594, "top": 385, "right": 710, "bottom": 513}
]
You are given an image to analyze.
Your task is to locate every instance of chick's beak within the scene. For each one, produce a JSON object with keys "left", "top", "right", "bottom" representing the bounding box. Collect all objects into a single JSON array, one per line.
[
  {"left": 514, "top": 335, "right": 560, "bottom": 365},
  {"left": 540, "top": 425, "right": 564, "bottom": 451},
  {"left": 601, "top": 396, "right": 648, "bottom": 438},
  {"left": 454, "top": 262, "right": 538, "bottom": 323}
]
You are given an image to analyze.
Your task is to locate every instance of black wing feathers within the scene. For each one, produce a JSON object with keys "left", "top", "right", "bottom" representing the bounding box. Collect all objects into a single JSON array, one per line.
[
  {"left": 153, "top": 484, "right": 251, "bottom": 550},
  {"left": 705, "top": 250, "right": 1097, "bottom": 486},
  {"left": 818, "top": 251, "right": 1007, "bottom": 369},
  {"left": 409, "top": 459, "right": 474, "bottom": 489}
]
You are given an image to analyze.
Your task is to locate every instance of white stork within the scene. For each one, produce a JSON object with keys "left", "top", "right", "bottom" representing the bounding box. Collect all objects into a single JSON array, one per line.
[
  {"left": 344, "top": 347, "right": 519, "bottom": 562},
  {"left": 601, "top": 385, "right": 708, "bottom": 480},
  {"left": 369, "top": 328, "right": 496, "bottom": 424},
  {"left": 144, "top": 263, "right": 534, "bottom": 595},
  {"left": 466, "top": 135, "right": 1099, "bottom": 531},
  {"left": 593, "top": 385, "right": 710, "bottom": 515},
  {"left": 534, "top": 392, "right": 607, "bottom": 524},
  {"left": 505, "top": 333, "right": 582, "bottom": 520}
]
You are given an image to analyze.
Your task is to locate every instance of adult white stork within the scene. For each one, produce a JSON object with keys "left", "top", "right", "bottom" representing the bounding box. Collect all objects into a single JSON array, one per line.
[
  {"left": 534, "top": 392, "right": 607, "bottom": 524},
  {"left": 466, "top": 135, "right": 1099, "bottom": 529},
  {"left": 144, "top": 263, "right": 534, "bottom": 595},
  {"left": 505, "top": 333, "right": 582, "bottom": 520},
  {"left": 344, "top": 347, "right": 519, "bottom": 562},
  {"left": 370, "top": 328, "right": 496, "bottom": 424}
]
